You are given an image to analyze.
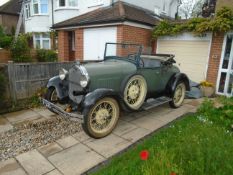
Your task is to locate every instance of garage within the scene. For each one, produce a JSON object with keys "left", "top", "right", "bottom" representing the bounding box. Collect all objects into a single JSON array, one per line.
[
  {"left": 84, "top": 27, "right": 117, "bottom": 61},
  {"left": 157, "top": 33, "right": 212, "bottom": 82}
]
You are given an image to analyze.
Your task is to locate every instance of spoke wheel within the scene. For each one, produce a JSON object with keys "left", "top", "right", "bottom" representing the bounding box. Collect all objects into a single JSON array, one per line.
[
  {"left": 169, "top": 82, "right": 186, "bottom": 108},
  {"left": 123, "top": 75, "right": 147, "bottom": 110},
  {"left": 45, "top": 87, "right": 58, "bottom": 103},
  {"left": 83, "top": 97, "right": 119, "bottom": 138}
]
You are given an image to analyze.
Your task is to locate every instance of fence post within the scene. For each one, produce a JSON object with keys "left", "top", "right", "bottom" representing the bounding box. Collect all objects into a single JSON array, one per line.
[{"left": 8, "top": 61, "right": 17, "bottom": 102}]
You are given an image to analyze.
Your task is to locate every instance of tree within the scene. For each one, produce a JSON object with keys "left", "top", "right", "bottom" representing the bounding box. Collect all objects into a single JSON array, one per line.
[{"left": 179, "top": 0, "right": 205, "bottom": 19}]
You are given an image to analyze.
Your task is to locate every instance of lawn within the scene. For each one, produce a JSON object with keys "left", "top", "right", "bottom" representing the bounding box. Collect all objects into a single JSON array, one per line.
[{"left": 92, "top": 98, "right": 233, "bottom": 175}]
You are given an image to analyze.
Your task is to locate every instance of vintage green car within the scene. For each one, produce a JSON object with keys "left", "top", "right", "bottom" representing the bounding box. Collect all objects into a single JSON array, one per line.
[{"left": 42, "top": 43, "right": 190, "bottom": 138}]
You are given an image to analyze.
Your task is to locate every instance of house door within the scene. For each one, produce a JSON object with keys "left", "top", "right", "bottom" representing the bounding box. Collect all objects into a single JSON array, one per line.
[{"left": 217, "top": 34, "right": 233, "bottom": 96}]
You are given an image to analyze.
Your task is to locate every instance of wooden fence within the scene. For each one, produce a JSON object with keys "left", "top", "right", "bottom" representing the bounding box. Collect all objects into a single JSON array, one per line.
[{"left": 7, "top": 61, "right": 75, "bottom": 101}]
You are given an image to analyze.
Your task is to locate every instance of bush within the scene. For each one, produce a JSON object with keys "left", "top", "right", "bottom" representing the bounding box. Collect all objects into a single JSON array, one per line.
[
  {"left": 0, "top": 25, "right": 13, "bottom": 49},
  {"left": 10, "top": 34, "right": 32, "bottom": 62},
  {"left": 36, "top": 49, "right": 58, "bottom": 62},
  {"left": 0, "top": 35, "right": 13, "bottom": 49}
]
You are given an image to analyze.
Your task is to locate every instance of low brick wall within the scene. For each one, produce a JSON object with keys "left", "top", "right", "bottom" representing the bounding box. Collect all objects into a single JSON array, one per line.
[{"left": 0, "top": 49, "right": 11, "bottom": 63}]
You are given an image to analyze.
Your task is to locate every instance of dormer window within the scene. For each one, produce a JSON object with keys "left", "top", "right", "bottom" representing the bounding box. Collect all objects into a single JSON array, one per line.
[
  {"left": 57, "top": 0, "right": 78, "bottom": 8},
  {"left": 25, "top": 3, "right": 31, "bottom": 19}
]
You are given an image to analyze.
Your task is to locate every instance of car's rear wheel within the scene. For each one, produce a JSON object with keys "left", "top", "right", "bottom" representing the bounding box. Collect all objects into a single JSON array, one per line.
[
  {"left": 123, "top": 75, "right": 147, "bottom": 110},
  {"left": 82, "top": 97, "right": 120, "bottom": 138},
  {"left": 169, "top": 82, "right": 186, "bottom": 108}
]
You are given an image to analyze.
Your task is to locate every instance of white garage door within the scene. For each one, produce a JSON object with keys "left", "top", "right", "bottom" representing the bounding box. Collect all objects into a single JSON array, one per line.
[
  {"left": 84, "top": 27, "right": 117, "bottom": 61},
  {"left": 157, "top": 33, "right": 212, "bottom": 82}
]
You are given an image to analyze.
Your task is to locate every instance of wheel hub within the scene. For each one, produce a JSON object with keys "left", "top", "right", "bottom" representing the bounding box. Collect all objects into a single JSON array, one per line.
[
  {"left": 95, "top": 109, "right": 109, "bottom": 125},
  {"left": 128, "top": 85, "right": 140, "bottom": 99}
]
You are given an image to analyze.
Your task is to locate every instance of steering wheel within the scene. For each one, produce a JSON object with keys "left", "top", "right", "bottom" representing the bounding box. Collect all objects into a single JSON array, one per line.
[{"left": 127, "top": 54, "right": 144, "bottom": 67}]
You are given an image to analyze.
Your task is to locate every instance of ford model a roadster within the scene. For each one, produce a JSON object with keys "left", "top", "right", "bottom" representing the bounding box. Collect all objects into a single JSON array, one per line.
[{"left": 42, "top": 43, "right": 190, "bottom": 138}]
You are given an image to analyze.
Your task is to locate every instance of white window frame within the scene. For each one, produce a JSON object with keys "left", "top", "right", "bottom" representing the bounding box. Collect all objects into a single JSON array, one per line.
[
  {"left": 25, "top": 3, "right": 31, "bottom": 19},
  {"left": 56, "top": 0, "right": 78, "bottom": 9},
  {"left": 34, "top": 33, "right": 51, "bottom": 50},
  {"left": 31, "top": 0, "right": 48, "bottom": 15}
]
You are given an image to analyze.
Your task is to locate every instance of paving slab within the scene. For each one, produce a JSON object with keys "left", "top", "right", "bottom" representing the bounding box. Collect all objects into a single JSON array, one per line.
[
  {"left": 16, "top": 149, "right": 54, "bottom": 175},
  {"left": 48, "top": 143, "right": 105, "bottom": 175},
  {"left": 56, "top": 136, "right": 79, "bottom": 149},
  {"left": 84, "top": 134, "right": 131, "bottom": 158},
  {"left": 34, "top": 109, "right": 57, "bottom": 119},
  {"left": 4, "top": 110, "right": 43, "bottom": 124},
  {"left": 38, "top": 142, "right": 63, "bottom": 157},
  {"left": 72, "top": 131, "right": 91, "bottom": 142},
  {"left": 0, "top": 158, "right": 26, "bottom": 175},
  {"left": 0, "top": 117, "right": 13, "bottom": 133},
  {"left": 121, "top": 114, "right": 137, "bottom": 122},
  {"left": 113, "top": 120, "right": 137, "bottom": 136},
  {"left": 120, "top": 127, "right": 151, "bottom": 143},
  {"left": 131, "top": 116, "right": 167, "bottom": 131},
  {"left": 45, "top": 169, "right": 63, "bottom": 175}
]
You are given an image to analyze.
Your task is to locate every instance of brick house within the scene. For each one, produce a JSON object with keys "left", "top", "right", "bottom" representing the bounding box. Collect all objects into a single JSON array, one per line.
[
  {"left": 53, "top": 0, "right": 233, "bottom": 96},
  {"left": 53, "top": 2, "right": 161, "bottom": 61},
  {"left": 0, "top": 0, "right": 22, "bottom": 34}
]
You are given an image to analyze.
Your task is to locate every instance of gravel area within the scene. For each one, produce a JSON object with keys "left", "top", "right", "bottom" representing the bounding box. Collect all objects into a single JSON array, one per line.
[{"left": 0, "top": 116, "right": 82, "bottom": 161}]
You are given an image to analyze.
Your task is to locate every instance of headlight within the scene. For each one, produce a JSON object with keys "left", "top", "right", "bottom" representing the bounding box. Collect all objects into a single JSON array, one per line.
[
  {"left": 78, "top": 65, "right": 89, "bottom": 88},
  {"left": 59, "top": 68, "right": 68, "bottom": 80},
  {"left": 80, "top": 80, "right": 88, "bottom": 88}
]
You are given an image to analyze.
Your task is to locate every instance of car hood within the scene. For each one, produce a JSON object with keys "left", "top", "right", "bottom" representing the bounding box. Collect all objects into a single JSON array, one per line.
[{"left": 83, "top": 59, "right": 137, "bottom": 77}]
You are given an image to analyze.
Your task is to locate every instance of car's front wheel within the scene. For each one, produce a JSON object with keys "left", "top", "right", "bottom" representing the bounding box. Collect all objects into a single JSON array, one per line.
[
  {"left": 45, "top": 87, "right": 59, "bottom": 103},
  {"left": 82, "top": 97, "right": 120, "bottom": 138},
  {"left": 169, "top": 82, "right": 186, "bottom": 108}
]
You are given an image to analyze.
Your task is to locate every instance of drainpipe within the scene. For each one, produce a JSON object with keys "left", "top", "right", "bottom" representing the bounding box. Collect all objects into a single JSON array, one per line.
[{"left": 51, "top": 0, "right": 55, "bottom": 50}]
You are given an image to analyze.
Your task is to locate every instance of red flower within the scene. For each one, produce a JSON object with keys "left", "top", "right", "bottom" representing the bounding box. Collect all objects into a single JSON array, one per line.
[
  {"left": 170, "top": 172, "right": 176, "bottom": 175},
  {"left": 140, "top": 150, "right": 149, "bottom": 160}
]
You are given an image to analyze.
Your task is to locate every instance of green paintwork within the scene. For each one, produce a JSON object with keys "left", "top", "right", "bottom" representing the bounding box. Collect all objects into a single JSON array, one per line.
[{"left": 83, "top": 57, "right": 180, "bottom": 94}]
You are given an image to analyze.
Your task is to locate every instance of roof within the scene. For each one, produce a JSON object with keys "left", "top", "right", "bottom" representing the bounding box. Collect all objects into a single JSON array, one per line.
[
  {"left": 53, "top": 2, "right": 161, "bottom": 29},
  {"left": 0, "top": 0, "right": 21, "bottom": 16}
]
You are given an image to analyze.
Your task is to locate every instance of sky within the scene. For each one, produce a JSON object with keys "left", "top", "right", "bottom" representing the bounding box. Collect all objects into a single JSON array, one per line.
[{"left": 0, "top": 0, "right": 9, "bottom": 6}]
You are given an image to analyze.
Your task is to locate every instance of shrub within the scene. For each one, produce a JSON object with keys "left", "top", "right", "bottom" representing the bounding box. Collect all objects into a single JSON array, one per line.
[
  {"left": 36, "top": 49, "right": 58, "bottom": 62},
  {"left": 0, "top": 35, "right": 13, "bottom": 49},
  {"left": 10, "top": 34, "right": 32, "bottom": 62}
]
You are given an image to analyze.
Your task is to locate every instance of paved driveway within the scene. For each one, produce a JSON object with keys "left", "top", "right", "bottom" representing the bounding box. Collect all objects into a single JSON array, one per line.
[{"left": 0, "top": 99, "right": 202, "bottom": 175}]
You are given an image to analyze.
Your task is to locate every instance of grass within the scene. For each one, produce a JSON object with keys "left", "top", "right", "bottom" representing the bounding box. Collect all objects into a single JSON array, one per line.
[{"left": 92, "top": 98, "right": 233, "bottom": 175}]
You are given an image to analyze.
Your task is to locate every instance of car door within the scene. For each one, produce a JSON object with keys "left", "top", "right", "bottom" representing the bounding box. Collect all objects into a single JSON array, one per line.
[{"left": 138, "top": 65, "right": 163, "bottom": 93}]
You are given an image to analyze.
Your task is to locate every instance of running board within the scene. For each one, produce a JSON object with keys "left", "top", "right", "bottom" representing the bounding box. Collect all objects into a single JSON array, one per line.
[{"left": 142, "top": 96, "right": 172, "bottom": 110}]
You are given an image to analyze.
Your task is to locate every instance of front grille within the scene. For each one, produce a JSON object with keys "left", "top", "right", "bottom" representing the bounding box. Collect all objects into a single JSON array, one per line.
[{"left": 68, "top": 66, "right": 83, "bottom": 102}]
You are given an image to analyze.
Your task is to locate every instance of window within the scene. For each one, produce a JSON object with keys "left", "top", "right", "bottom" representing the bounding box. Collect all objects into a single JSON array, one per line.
[
  {"left": 57, "top": 0, "right": 78, "bottom": 8},
  {"left": 59, "top": 0, "right": 66, "bottom": 7},
  {"left": 41, "top": 0, "right": 48, "bottom": 13},
  {"left": 32, "top": 0, "right": 48, "bottom": 15},
  {"left": 33, "top": 0, "right": 39, "bottom": 14},
  {"left": 25, "top": 3, "right": 31, "bottom": 19},
  {"left": 34, "top": 33, "right": 50, "bottom": 49}
]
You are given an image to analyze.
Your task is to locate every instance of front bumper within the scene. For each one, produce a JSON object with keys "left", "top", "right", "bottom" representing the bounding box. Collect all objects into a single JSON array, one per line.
[{"left": 41, "top": 98, "right": 84, "bottom": 122}]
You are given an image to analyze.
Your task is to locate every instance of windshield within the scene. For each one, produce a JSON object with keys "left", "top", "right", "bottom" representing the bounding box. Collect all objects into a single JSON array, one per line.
[{"left": 104, "top": 43, "right": 142, "bottom": 59}]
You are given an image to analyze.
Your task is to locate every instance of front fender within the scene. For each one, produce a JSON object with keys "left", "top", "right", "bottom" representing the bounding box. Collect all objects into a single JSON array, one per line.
[
  {"left": 82, "top": 89, "right": 118, "bottom": 115},
  {"left": 166, "top": 73, "right": 190, "bottom": 96},
  {"left": 47, "top": 76, "right": 68, "bottom": 99}
]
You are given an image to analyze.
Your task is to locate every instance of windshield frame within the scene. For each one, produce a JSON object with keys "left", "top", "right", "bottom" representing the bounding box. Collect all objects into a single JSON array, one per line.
[{"left": 104, "top": 43, "right": 143, "bottom": 66}]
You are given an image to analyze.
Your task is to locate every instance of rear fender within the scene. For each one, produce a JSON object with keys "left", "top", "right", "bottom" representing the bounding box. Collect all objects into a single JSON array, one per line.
[
  {"left": 82, "top": 89, "right": 119, "bottom": 115},
  {"left": 166, "top": 73, "right": 190, "bottom": 97},
  {"left": 47, "top": 76, "right": 69, "bottom": 99}
]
